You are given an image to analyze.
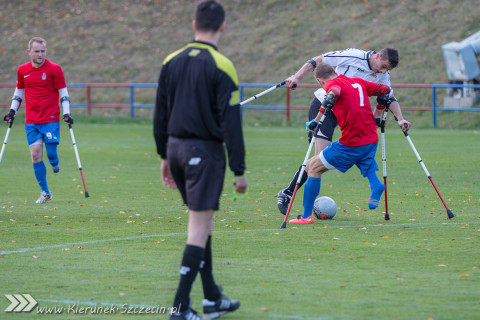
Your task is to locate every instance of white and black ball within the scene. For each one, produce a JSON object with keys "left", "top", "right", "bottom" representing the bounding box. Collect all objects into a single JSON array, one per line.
[{"left": 313, "top": 196, "right": 337, "bottom": 220}]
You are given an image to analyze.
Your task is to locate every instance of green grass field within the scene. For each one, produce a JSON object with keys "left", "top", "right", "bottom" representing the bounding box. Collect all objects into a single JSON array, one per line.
[{"left": 1, "top": 116, "right": 479, "bottom": 320}]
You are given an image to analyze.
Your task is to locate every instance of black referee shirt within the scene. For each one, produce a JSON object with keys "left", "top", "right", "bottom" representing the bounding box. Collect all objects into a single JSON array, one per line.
[{"left": 154, "top": 41, "right": 245, "bottom": 176}]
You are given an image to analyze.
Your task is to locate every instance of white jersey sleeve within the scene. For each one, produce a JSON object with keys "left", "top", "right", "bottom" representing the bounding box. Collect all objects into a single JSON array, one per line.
[{"left": 322, "top": 48, "right": 393, "bottom": 96}]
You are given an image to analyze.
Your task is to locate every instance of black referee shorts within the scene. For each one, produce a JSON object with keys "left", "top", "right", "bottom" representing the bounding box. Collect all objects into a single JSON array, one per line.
[
  {"left": 167, "top": 137, "right": 226, "bottom": 211},
  {"left": 308, "top": 97, "right": 338, "bottom": 142}
]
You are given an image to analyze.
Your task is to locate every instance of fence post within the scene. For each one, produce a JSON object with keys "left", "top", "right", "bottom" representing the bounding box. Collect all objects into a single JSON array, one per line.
[
  {"left": 286, "top": 87, "right": 290, "bottom": 122},
  {"left": 130, "top": 85, "right": 135, "bottom": 119},
  {"left": 87, "top": 85, "right": 91, "bottom": 116}
]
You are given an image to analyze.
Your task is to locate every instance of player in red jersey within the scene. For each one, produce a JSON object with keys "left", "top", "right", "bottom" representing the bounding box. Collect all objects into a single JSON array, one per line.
[
  {"left": 3, "top": 37, "right": 74, "bottom": 204},
  {"left": 289, "top": 63, "right": 391, "bottom": 224}
]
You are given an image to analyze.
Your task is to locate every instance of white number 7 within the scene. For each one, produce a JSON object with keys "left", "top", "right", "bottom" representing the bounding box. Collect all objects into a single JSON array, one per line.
[{"left": 352, "top": 83, "right": 364, "bottom": 107}]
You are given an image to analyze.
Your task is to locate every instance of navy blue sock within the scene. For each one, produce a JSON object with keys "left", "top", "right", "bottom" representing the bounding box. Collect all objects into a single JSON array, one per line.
[
  {"left": 366, "top": 171, "right": 384, "bottom": 209},
  {"left": 33, "top": 161, "right": 49, "bottom": 194},
  {"left": 301, "top": 177, "right": 321, "bottom": 218},
  {"left": 45, "top": 143, "right": 59, "bottom": 168}
]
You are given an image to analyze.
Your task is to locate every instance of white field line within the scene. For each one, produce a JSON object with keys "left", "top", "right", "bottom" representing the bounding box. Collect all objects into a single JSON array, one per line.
[{"left": 0, "top": 221, "right": 475, "bottom": 256}]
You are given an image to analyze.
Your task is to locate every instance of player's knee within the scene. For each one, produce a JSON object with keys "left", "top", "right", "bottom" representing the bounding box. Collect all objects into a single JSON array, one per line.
[{"left": 306, "top": 157, "right": 325, "bottom": 179}]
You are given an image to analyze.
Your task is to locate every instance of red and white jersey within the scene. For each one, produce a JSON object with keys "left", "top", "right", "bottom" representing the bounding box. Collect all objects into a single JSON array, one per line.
[
  {"left": 325, "top": 75, "right": 389, "bottom": 147},
  {"left": 16, "top": 59, "right": 66, "bottom": 124}
]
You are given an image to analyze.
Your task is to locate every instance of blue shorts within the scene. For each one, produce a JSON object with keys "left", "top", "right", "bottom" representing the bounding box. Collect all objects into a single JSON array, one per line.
[
  {"left": 25, "top": 122, "right": 60, "bottom": 146},
  {"left": 320, "top": 141, "right": 378, "bottom": 177}
]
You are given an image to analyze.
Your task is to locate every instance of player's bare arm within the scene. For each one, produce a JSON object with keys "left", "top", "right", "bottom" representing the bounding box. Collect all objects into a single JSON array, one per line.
[
  {"left": 286, "top": 55, "right": 323, "bottom": 89},
  {"left": 388, "top": 99, "right": 410, "bottom": 131}
]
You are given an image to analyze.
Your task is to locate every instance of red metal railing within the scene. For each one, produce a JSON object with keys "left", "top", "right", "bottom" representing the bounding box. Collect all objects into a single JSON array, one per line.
[{"left": 1, "top": 82, "right": 479, "bottom": 126}]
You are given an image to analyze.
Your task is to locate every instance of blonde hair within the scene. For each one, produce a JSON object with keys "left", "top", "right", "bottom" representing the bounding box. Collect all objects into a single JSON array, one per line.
[{"left": 28, "top": 37, "right": 47, "bottom": 50}]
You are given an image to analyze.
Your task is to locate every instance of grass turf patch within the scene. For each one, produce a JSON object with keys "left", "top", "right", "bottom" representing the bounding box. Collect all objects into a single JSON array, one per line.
[{"left": 1, "top": 121, "right": 479, "bottom": 320}]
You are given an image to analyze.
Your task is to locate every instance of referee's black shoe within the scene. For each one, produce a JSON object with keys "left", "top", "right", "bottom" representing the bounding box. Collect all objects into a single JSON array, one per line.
[
  {"left": 168, "top": 308, "right": 201, "bottom": 320},
  {"left": 202, "top": 288, "right": 240, "bottom": 320}
]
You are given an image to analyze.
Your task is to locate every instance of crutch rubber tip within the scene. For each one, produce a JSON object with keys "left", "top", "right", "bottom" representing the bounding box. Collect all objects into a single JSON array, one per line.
[
  {"left": 384, "top": 214, "right": 390, "bottom": 221},
  {"left": 280, "top": 222, "right": 286, "bottom": 229},
  {"left": 84, "top": 191, "right": 90, "bottom": 198},
  {"left": 447, "top": 210, "right": 455, "bottom": 219}
]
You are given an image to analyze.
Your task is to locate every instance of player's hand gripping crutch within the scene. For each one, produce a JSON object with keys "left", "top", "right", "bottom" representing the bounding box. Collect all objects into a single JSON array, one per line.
[
  {"left": 392, "top": 115, "right": 455, "bottom": 219},
  {"left": 68, "top": 124, "right": 90, "bottom": 198},
  {"left": 280, "top": 93, "right": 334, "bottom": 229},
  {"left": 0, "top": 119, "right": 14, "bottom": 164}
]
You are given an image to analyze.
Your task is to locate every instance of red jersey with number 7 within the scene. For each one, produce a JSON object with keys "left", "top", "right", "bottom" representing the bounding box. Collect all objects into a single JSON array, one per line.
[
  {"left": 324, "top": 74, "right": 390, "bottom": 147},
  {"left": 16, "top": 59, "right": 66, "bottom": 124}
]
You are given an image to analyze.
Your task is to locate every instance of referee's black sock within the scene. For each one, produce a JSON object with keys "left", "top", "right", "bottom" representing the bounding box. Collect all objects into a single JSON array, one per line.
[
  {"left": 173, "top": 244, "right": 205, "bottom": 312},
  {"left": 285, "top": 165, "right": 308, "bottom": 195},
  {"left": 200, "top": 236, "right": 221, "bottom": 301}
]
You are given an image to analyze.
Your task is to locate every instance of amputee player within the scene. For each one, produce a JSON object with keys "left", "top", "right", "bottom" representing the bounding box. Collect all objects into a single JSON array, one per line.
[
  {"left": 3, "top": 37, "right": 74, "bottom": 204},
  {"left": 289, "top": 63, "right": 391, "bottom": 224},
  {"left": 277, "top": 48, "right": 411, "bottom": 214}
]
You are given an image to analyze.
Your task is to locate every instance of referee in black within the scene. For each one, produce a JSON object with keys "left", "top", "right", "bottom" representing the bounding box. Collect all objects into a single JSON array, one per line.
[{"left": 154, "top": 1, "right": 247, "bottom": 319}]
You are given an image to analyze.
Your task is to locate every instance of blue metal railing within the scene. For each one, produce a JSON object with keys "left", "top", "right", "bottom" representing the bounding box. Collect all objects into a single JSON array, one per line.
[{"left": 431, "top": 84, "right": 480, "bottom": 126}]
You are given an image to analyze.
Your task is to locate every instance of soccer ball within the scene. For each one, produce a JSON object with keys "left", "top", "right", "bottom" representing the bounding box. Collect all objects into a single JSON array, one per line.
[{"left": 313, "top": 196, "right": 337, "bottom": 220}]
